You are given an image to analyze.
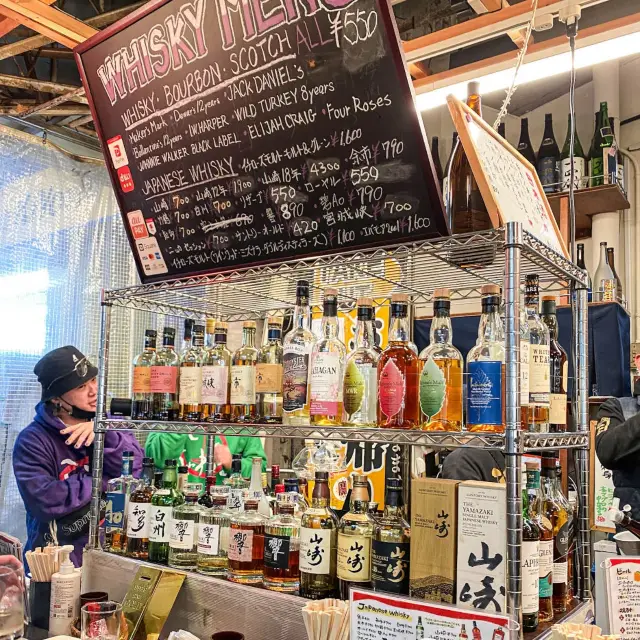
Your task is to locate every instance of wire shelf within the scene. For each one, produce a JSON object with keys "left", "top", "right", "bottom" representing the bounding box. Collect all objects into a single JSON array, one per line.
[{"left": 103, "top": 227, "right": 588, "bottom": 321}]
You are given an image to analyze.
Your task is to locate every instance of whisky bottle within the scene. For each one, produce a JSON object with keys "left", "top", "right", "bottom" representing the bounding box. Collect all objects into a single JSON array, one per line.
[
  {"left": 256, "top": 316, "right": 283, "bottom": 424},
  {"left": 522, "top": 466, "right": 540, "bottom": 633},
  {"left": 525, "top": 275, "right": 550, "bottom": 432},
  {"left": 371, "top": 478, "right": 410, "bottom": 595},
  {"left": 198, "top": 475, "right": 218, "bottom": 509},
  {"left": 168, "top": 484, "right": 201, "bottom": 570},
  {"left": 310, "top": 289, "right": 346, "bottom": 426},
  {"left": 179, "top": 322, "right": 204, "bottom": 421},
  {"left": 467, "top": 285, "right": 505, "bottom": 433},
  {"left": 377, "top": 294, "right": 420, "bottom": 429},
  {"left": 228, "top": 499, "right": 267, "bottom": 584},
  {"left": 416, "top": 617, "right": 424, "bottom": 639},
  {"left": 149, "top": 459, "right": 183, "bottom": 564},
  {"left": 263, "top": 496, "right": 300, "bottom": 593},
  {"left": 418, "top": 288, "right": 463, "bottom": 431},
  {"left": 177, "top": 465, "right": 189, "bottom": 495},
  {"left": 197, "top": 491, "right": 231, "bottom": 576},
  {"left": 105, "top": 451, "right": 139, "bottom": 553},
  {"left": 343, "top": 298, "right": 379, "bottom": 426},
  {"left": 300, "top": 471, "right": 338, "bottom": 599},
  {"left": 201, "top": 320, "right": 231, "bottom": 423},
  {"left": 225, "top": 454, "right": 248, "bottom": 512},
  {"left": 125, "top": 457, "right": 155, "bottom": 559},
  {"left": 537, "top": 113, "right": 560, "bottom": 194},
  {"left": 231, "top": 321, "right": 258, "bottom": 422},
  {"left": 337, "top": 474, "right": 374, "bottom": 599},
  {"left": 132, "top": 330, "right": 156, "bottom": 420},
  {"left": 248, "top": 456, "right": 271, "bottom": 517},
  {"left": 541, "top": 296, "right": 568, "bottom": 432},
  {"left": 151, "top": 328, "right": 180, "bottom": 420},
  {"left": 283, "top": 280, "right": 316, "bottom": 426},
  {"left": 554, "top": 457, "right": 575, "bottom": 603}
]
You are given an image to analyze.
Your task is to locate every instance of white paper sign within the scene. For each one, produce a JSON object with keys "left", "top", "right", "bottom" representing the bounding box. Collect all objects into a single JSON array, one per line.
[{"left": 605, "top": 557, "right": 640, "bottom": 639}]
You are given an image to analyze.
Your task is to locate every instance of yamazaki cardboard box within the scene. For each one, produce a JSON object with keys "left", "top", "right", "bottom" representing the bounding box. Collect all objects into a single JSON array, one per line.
[{"left": 410, "top": 477, "right": 460, "bottom": 603}]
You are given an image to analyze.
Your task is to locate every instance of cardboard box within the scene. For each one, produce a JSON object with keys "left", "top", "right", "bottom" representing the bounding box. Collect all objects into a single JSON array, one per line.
[
  {"left": 410, "top": 477, "right": 459, "bottom": 603},
  {"left": 456, "top": 481, "right": 507, "bottom": 613}
]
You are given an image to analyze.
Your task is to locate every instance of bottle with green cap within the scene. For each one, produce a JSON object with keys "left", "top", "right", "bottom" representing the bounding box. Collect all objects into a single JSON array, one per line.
[{"left": 149, "top": 459, "right": 184, "bottom": 564}]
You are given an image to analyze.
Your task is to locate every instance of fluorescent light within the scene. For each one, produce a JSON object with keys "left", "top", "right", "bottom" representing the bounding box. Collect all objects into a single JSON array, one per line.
[{"left": 415, "top": 30, "right": 640, "bottom": 111}]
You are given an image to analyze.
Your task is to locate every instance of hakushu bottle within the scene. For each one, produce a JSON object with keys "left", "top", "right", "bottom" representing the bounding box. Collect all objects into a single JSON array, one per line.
[
  {"left": 151, "top": 327, "right": 179, "bottom": 420},
  {"left": 589, "top": 102, "right": 614, "bottom": 187},
  {"left": 377, "top": 293, "right": 420, "bottom": 429},
  {"left": 263, "top": 495, "right": 300, "bottom": 593},
  {"left": 201, "top": 320, "right": 231, "bottom": 422},
  {"left": 231, "top": 321, "right": 258, "bottom": 422},
  {"left": 283, "top": 280, "right": 315, "bottom": 426},
  {"left": 256, "top": 316, "right": 284, "bottom": 423},
  {"left": 466, "top": 285, "right": 504, "bottom": 433},
  {"left": 522, "top": 466, "right": 540, "bottom": 633},
  {"left": 337, "top": 474, "right": 374, "bottom": 599},
  {"left": 517, "top": 117, "right": 537, "bottom": 167},
  {"left": 105, "top": 451, "right": 139, "bottom": 553},
  {"left": 594, "top": 241, "right": 616, "bottom": 302},
  {"left": 431, "top": 136, "right": 444, "bottom": 183},
  {"left": 343, "top": 298, "right": 379, "bottom": 426},
  {"left": 541, "top": 296, "right": 568, "bottom": 432},
  {"left": 149, "top": 459, "right": 183, "bottom": 564},
  {"left": 310, "top": 289, "right": 346, "bottom": 426},
  {"left": 197, "top": 491, "right": 231, "bottom": 576},
  {"left": 418, "top": 288, "right": 463, "bottom": 431},
  {"left": 180, "top": 321, "right": 203, "bottom": 421},
  {"left": 125, "top": 457, "right": 155, "bottom": 559},
  {"left": 525, "top": 275, "right": 550, "bottom": 432},
  {"left": 606, "top": 247, "right": 623, "bottom": 303},
  {"left": 228, "top": 498, "right": 267, "bottom": 584},
  {"left": 168, "top": 483, "right": 201, "bottom": 570},
  {"left": 537, "top": 113, "right": 560, "bottom": 194},
  {"left": 371, "top": 478, "right": 410, "bottom": 595},
  {"left": 132, "top": 330, "right": 156, "bottom": 419},
  {"left": 560, "top": 114, "right": 587, "bottom": 191}
]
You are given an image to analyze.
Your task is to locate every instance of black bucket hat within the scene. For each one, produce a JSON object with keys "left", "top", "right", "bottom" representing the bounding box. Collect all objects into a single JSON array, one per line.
[{"left": 34, "top": 346, "right": 99, "bottom": 401}]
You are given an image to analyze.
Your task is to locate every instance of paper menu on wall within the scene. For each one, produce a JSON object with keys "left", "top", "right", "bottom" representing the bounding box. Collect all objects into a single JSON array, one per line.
[{"left": 605, "top": 557, "right": 640, "bottom": 639}]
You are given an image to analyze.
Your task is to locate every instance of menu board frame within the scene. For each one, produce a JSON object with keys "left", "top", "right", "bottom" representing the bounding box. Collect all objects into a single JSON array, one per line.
[{"left": 74, "top": 0, "right": 448, "bottom": 284}]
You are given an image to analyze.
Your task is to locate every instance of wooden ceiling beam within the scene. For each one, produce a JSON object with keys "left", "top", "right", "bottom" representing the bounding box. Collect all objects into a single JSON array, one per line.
[
  {"left": 0, "top": 0, "right": 56, "bottom": 40},
  {"left": 0, "top": 72, "right": 87, "bottom": 102},
  {"left": 0, "top": 102, "right": 90, "bottom": 115},
  {"left": 19, "top": 86, "right": 85, "bottom": 116}
]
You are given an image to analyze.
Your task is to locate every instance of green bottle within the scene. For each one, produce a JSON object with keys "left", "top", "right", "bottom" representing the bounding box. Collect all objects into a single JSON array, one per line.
[
  {"left": 148, "top": 459, "right": 184, "bottom": 564},
  {"left": 589, "top": 102, "right": 614, "bottom": 187},
  {"left": 560, "top": 114, "right": 586, "bottom": 191}
]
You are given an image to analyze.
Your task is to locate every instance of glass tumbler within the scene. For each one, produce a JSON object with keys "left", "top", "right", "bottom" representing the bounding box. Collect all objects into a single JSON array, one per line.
[
  {"left": 81, "top": 601, "right": 122, "bottom": 640},
  {"left": 0, "top": 556, "right": 24, "bottom": 640}
]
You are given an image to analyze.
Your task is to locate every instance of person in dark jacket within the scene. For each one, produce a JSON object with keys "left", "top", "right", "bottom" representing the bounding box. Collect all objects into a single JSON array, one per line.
[
  {"left": 441, "top": 448, "right": 506, "bottom": 483},
  {"left": 595, "top": 378, "right": 640, "bottom": 522},
  {"left": 13, "top": 346, "right": 143, "bottom": 567}
]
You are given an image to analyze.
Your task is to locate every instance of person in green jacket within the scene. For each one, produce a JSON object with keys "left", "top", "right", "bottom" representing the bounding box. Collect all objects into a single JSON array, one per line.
[{"left": 145, "top": 433, "right": 267, "bottom": 487}]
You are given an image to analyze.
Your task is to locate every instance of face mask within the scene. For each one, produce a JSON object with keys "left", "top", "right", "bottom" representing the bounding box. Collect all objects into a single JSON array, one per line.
[{"left": 55, "top": 398, "right": 96, "bottom": 422}]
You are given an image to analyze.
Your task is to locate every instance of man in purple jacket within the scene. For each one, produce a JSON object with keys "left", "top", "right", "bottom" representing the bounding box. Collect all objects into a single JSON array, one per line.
[{"left": 13, "top": 346, "right": 143, "bottom": 567}]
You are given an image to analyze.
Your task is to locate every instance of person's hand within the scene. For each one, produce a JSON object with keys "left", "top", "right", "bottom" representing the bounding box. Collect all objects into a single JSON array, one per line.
[
  {"left": 214, "top": 443, "right": 232, "bottom": 470},
  {"left": 0, "top": 555, "right": 23, "bottom": 600},
  {"left": 61, "top": 421, "right": 95, "bottom": 448}
]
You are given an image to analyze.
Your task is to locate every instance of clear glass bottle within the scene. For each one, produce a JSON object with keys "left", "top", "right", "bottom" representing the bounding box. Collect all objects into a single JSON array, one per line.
[
  {"left": 132, "top": 330, "right": 156, "bottom": 420},
  {"left": 125, "top": 457, "right": 155, "bottom": 559},
  {"left": 263, "top": 496, "right": 300, "bottom": 593},
  {"left": 168, "top": 484, "right": 201, "bottom": 570},
  {"left": 377, "top": 294, "right": 420, "bottom": 429},
  {"left": 466, "top": 285, "right": 505, "bottom": 433},
  {"left": 180, "top": 321, "right": 204, "bottom": 421},
  {"left": 310, "top": 288, "right": 346, "bottom": 426},
  {"left": 594, "top": 241, "right": 616, "bottom": 302},
  {"left": 256, "top": 317, "right": 284, "bottom": 423},
  {"left": 283, "top": 280, "right": 316, "bottom": 426},
  {"left": 225, "top": 454, "right": 248, "bottom": 513},
  {"left": 337, "top": 474, "right": 375, "bottom": 599},
  {"left": 202, "top": 320, "right": 232, "bottom": 422},
  {"left": 105, "top": 451, "right": 139, "bottom": 554},
  {"left": 231, "top": 321, "right": 258, "bottom": 422},
  {"left": 541, "top": 296, "right": 568, "bottom": 433},
  {"left": 525, "top": 274, "right": 550, "bottom": 432},
  {"left": 149, "top": 459, "right": 183, "bottom": 564},
  {"left": 522, "top": 466, "right": 541, "bottom": 633},
  {"left": 248, "top": 456, "right": 271, "bottom": 518},
  {"left": 197, "top": 492, "right": 231, "bottom": 576},
  {"left": 606, "top": 247, "right": 623, "bottom": 303},
  {"left": 343, "top": 298, "right": 379, "bottom": 426},
  {"left": 228, "top": 499, "right": 267, "bottom": 584},
  {"left": 300, "top": 471, "right": 338, "bottom": 599},
  {"left": 371, "top": 478, "right": 410, "bottom": 595},
  {"left": 151, "top": 327, "right": 180, "bottom": 420},
  {"left": 418, "top": 288, "right": 463, "bottom": 431}
]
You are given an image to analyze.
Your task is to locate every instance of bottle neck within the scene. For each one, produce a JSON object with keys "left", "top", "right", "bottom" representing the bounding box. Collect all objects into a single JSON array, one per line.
[
  {"left": 350, "top": 486, "right": 369, "bottom": 513},
  {"left": 384, "top": 489, "right": 404, "bottom": 518},
  {"left": 249, "top": 459, "right": 262, "bottom": 491},
  {"left": 430, "top": 304, "right": 452, "bottom": 344},
  {"left": 389, "top": 305, "right": 410, "bottom": 343},
  {"left": 600, "top": 244, "right": 608, "bottom": 264},
  {"left": 354, "top": 317, "right": 376, "bottom": 350},
  {"left": 205, "top": 331, "right": 215, "bottom": 349},
  {"left": 242, "top": 327, "right": 256, "bottom": 348},
  {"left": 577, "top": 247, "right": 585, "bottom": 269},
  {"left": 163, "top": 467, "right": 178, "bottom": 489},
  {"left": 193, "top": 334, "right": 204, "bottom": 348},
  {"left": 214, "top": 332, "right": 227, "bottom": 347},
  {"left": 467, "top": 93, "right": 482, "bottom": 116},
  {"left": 478, "top": 301, "right": 502, "bottom": 344},
  {"left": 543, "top": 117, "right": 554, "bottom": 139},
  {"left": 519, "top": 119, "right": 530, "bottom": 142},
  {"left": 311, "top": 482, "right": 330, "bottom": 508},
  {"left": 267, "top": 328, "right": 282, "bottom": 343},
  {"left": 163, "top": 337, "right": 175, "bottom": 349},
  {"left": 542, "top": 311, "right": 558, "bottom": 340},
  {"left": 607, "top": 249, "right": 615, "bottom": 271},
  {"left": 293, "top": 298, "right": 311, "bottom": 331},
  {"left": 121, "top": 456, "right": 133, "bottom": 477},
  {"left": 144, "top": 337, "right": 156, "bottom": 352},
  {"left": 321, "top": 314, "right": 339, "bottom": 339}
]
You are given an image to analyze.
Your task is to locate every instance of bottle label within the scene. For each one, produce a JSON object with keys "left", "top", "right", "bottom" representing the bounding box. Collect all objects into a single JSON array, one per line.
[
  {"left": 343, "top": 361, "right": 377, "bottom": 422},
  {"left": 600, "top": 279, "right": 616, "bottom": 302},
  {"left": 105, "top": 492, "right": 125, "bottom": 532},
  {"left": 604, "top": 146, "right": 617, "bottom": 185},
  {"left": 522, "top": 540, "right": 540, "bottom": 614},
  {"left": 378, "top": 359, "right": 405, "bottom": 419},
  {"left": 561, "top": 157, "right": 586, "bottom": 191},
  {"left": 150, "top": 366, "right": 178, "bottom": 393},
  {"left": 148, "top": 505, "right": 172, "bottom": 543},
  {"left": 538, "top": 156, "right": 558, "bottom": 192},
  {"left": 549, "top": 393, "right": 567, "bottom": 425},
  {"left": 562, "top": 361, "right": 568, "bottom": 391},
  {"left": 201, "top": 365, "right": 228, "bottom": 404},
  {"left": 126, "top": 502, "right": 150, "bottom": 539},
  {"left": 310, "top": 352, "right": 342, "bottom": 415},
  {"left": 179, "top": 367, "right": 202, "bottom": 404},
  {"left": 133, "top": 367, "right": 152, "bottom": 394},
  {"left": 264, "top": 533, "right": 291, "bottom": 569},
  {"left": 337, "top": 533, "right": 371, "bottom": 581},
  {"left": 590, "top": 156, "right": 604, "bottom": 182},
  {"left": 255, "top": 363, "right": 283, "bottom": 393},
  {"left": 230, "top": 365, "right": 255, "bottom": 404},
  {"left": 520, "top": 340, "right": 530, "bottom": 406},
  {"left": 198, "top": 523, "right": 220, "bottom": 555},
  {"left": 282, "top": 345, "right": 310, "bottom": 412},
  {"left": 419, "top": 357, "right": 445, "bottom": 421},
  {"left": 228, "top": 489, "right": 244, "bottom": 512},
  {"left": 529, "top": 344, "right": 550, "bottom": 405},
  {"left": 554, "top": 520, "right": 569, "bottom": 570},
  {"left": 228, "top": 529, "right": 254, "bottom": 562},
  {"left": 553, "top": 561, "right": 568, "bottom": 585},
  {"left": 467, "top": 361, "right": 502, "bottom": 426},
  {"left": 539, "top": 539, "right": 553, "bottom": 597},
  {"left": 371, "top": 540, "right": 410, "bottom": 594},
  {"left": 169, "top": 519, "right": 196, "bottom": 550},
  {"left": 300, "top": 527, "right": 332, "bottom": 574}
]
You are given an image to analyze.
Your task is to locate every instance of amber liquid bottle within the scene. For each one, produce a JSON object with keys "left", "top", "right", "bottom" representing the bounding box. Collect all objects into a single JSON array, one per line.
[
  {"left": 377, "top": 294, "right": 420, "bottom": 429},
  {"left": 228, "top": 499, "right": 267, "bottom": 584}
]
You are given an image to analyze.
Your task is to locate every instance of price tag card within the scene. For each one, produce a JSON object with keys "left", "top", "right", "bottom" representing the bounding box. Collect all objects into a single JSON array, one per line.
[{"left": 606, "top": 557, "right": 640, "bottom": 639}]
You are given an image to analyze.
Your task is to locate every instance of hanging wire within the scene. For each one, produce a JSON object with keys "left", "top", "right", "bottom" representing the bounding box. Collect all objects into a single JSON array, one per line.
[{"left": 567, "top": 21, "right": 579, "bottom": 263}]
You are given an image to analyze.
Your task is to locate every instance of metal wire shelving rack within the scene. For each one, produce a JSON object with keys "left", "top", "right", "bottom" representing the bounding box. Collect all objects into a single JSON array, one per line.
[{"left": 88, "top": 222, "right": 592, "bottom": 633}]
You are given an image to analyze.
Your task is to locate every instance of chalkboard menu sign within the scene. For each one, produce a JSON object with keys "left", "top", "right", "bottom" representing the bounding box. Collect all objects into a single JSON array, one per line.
[{"left": 75, "top": 0, "right": 447, "bottom": 282}]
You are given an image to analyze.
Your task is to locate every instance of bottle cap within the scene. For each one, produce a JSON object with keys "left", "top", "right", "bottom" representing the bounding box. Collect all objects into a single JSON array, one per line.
[
  {"left": 142, "top": 457, "right": 154, "bottom": 465},
  {"left": 214, "top": 321, "right": 228, "bottom": 331},
  {"left": 178, "top": 466, "right": 189, "bottom": 474},
  {"left": 145, "top": 329, "right": 157, "bottom": 338},
  {"left": 357, "top": 297, "right": 374, "bottom": 306},
  {"left": 206, "top": 318, "right": 216, "bottom": 332},
  {"left": 243, "top": 321, "right": 257, "bottom": 329},
  {"left": 267, "top": 316, "right": 283, "bottom": 326},
  {"left": 163, "top": 327, "right": 176, "bottom": 338},
  {"left": 391, "top": 293, "right": 408, "bottom": 303},
  {"left": 57, "top": 545, "right": 76, "bottom": 574},
  {"left": 324, "top": 288, "right": 338, "bottom": 297},
  {"left": 184, "top": 319, "right": 194, "bottom": 337},
  {"left": 274, "top": 484, "right": 285, "bottom": 494},
  {"left": 433, "top": 288, "right": 450, "bottom": 299},
  {"left": 271, "top": 464, "right": 280, "bottom": 476},
  {"left": 315, "top": 471, "right": 329, "bottom": 481},
  {"left": 542, "top": 295, "right": 557, "bottom": 302},
  {"left": 164, "top": 459, "right": 177, "bottom": 467},
  {"left": 352, "top": 474, "right": 368, "bottom": 485},
  {"left": 481, "top": 284, "right": 500, "bottom": 296}
]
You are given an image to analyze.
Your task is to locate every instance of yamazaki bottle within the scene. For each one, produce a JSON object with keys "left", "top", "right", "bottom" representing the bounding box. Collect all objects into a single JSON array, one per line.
[{"left": 151, "top": 327, "right": 179, "bottom": 420}]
